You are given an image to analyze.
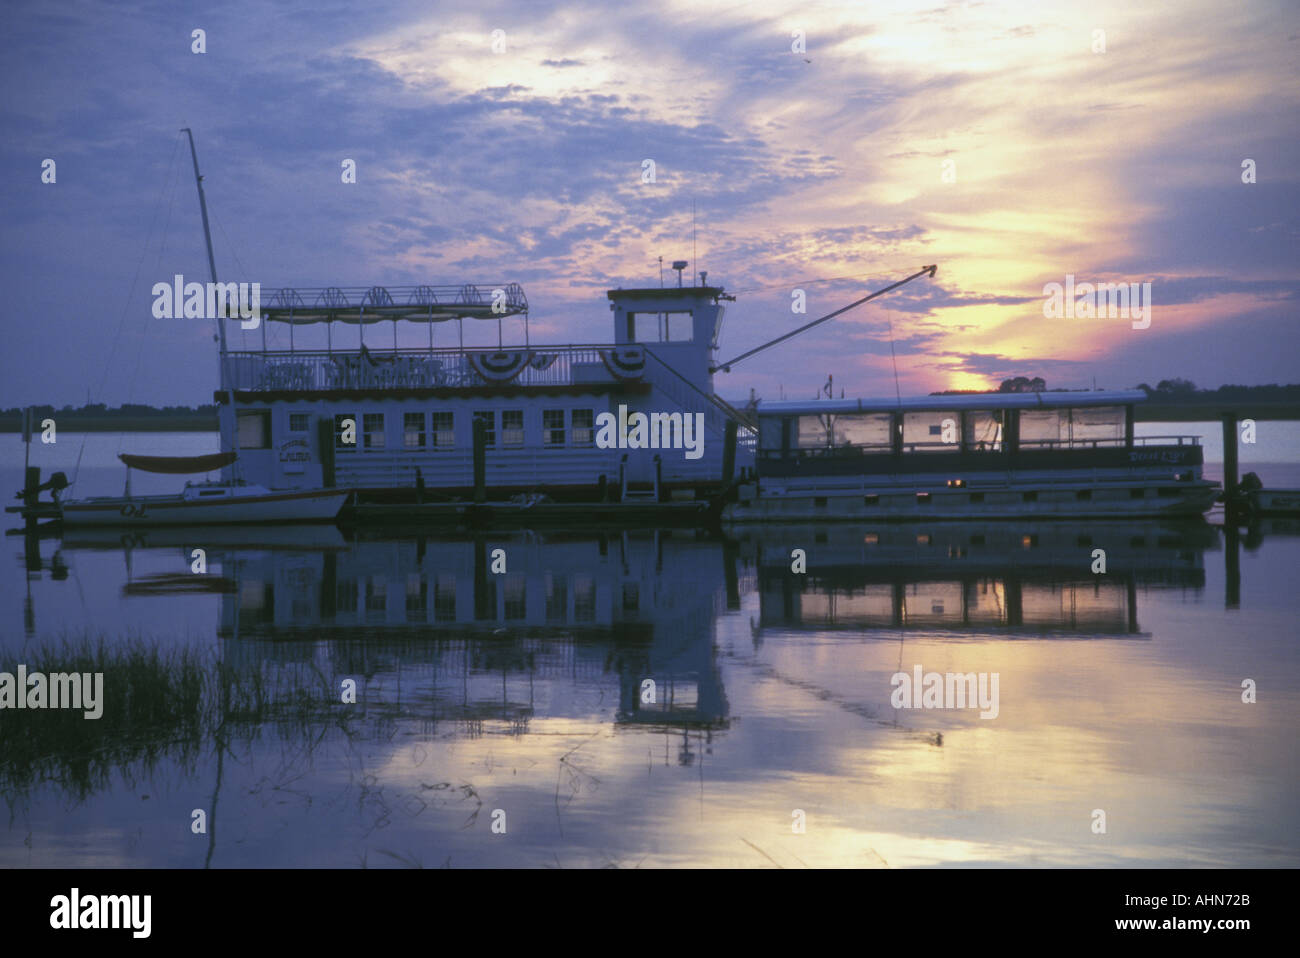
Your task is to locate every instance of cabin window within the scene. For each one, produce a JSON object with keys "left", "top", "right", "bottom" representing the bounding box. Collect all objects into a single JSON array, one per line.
[
  {"left": 902, "top": 412, "right": 959, "bottom": 451},
  {"left": 432, "top": 412, "right": 454, "bottom": 449},
  {"left": 544, "top": 409, "right": 566, "bottom": 447},
  {"left": 571, "top": 409, "right": 595, "bottom": 446},
  {"left": 363, "top": 413, "right": 385, "bottom": 449},
  {"left": 1020, "top": 410, "right": 1067, "bottom": 448},
  {"left": 288, "top": 413, "right": 311, "bottom": 433},
  {"left": 474, "top": 410, "right": 496, "bottom": 448},
  {"left": 1022, "top": 491, "right": 1038, "bottom": 502},
  {"left": 759, "top": 417, "right": 783, "bottom": 452},
  {"left": 665, "top": 312, "right": 693, "bottom": 342},
  {"left": 404, "top": 412, "right": 426, "bottom": 449},
  {"left": 795, "top": 413, "right": 892, "bottom": 451},
  {"left": 1076, "top": 489, "right": 1092, "bottom": 500},
  {"left": 1130, "top": 488, "right": 1146, "bottom": 499},
  {"left": 626, "top": 311, "right": 693, "bottom": 343},
  {"left": 502, "top": 410, "right": 525, "bottom": 447},
  {"left": 963, "top": 411, "right": 1002, "bottom": 451},
  {"left": 237, "top": 410, "right": 271, "bottom": 449},
  {"left": 334, "top": 413, "right": 356, "bottom": 452},
  {"left": 1069, "top": 406, "right": 1124, "bottom": 444}
]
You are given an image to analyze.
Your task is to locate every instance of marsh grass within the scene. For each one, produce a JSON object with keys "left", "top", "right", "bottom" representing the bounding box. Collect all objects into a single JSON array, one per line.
[{"left": 0, "top": 633, "right": 335, "bottom": 806}]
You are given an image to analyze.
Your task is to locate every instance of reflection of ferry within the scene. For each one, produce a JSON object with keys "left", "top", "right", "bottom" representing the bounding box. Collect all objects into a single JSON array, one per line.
[
  {"left": 218, "top": 530, "right": 731, "bottom": 730},
  {"left": 739, "top": 520, "right": 1214, "bottom": 638},
  {"left": 726, "top": 391, "right": 1220, "bottom": 521}
]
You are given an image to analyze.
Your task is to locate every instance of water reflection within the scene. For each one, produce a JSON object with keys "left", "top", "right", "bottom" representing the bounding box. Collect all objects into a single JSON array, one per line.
[
  {"left": 6, "top": 516, "right": 1297, "bottom": 867},
  {"left": 742, "top": 521, "right": 1216, "bottom": 640}
]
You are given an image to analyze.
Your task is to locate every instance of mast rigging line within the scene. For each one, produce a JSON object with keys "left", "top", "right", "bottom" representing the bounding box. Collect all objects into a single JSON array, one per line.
[{"left": 711, "top": 264, "right": 937, "bottom": 373}]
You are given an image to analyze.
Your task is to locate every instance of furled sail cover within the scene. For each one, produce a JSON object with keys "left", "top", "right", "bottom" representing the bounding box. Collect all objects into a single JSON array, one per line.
[{"left": 118, "top": 452, "right": 238, "bottom": 474}]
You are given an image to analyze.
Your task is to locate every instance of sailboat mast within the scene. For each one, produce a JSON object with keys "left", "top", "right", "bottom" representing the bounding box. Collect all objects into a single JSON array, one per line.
[
  {"left": 182, "top": 129, "right": 228, "bottom": 360},
  {"left": 181, "top": 129, "right": 237, "bottom": 471}
]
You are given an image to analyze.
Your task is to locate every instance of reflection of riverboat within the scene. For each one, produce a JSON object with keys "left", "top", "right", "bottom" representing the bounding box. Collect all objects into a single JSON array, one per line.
[
  {"left": 741, "top": 520, "right": 1213, "bottom": 638},
  {"left": 217, "top": 530, "right": 732, "bottom": 731},
  {"left": 726, "top": 391, "right": 1220, "bottom": 521}
]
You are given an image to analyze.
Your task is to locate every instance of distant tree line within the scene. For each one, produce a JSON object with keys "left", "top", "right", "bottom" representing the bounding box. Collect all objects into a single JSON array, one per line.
[
  {"left": 931, "top": 377, "right": 1300, "bottom": 400},
  {"left": 0, "top": 403, "right": 217, "bottom": 418}
]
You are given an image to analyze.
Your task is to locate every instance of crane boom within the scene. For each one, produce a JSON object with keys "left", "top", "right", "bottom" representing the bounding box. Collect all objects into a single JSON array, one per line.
[{"left": 711, "top": 264, "right": 937, "bottom": 373}]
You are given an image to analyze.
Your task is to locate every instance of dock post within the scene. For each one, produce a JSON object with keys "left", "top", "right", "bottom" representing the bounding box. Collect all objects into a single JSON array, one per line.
[
  {"left": 472, "top": 418, "right": 487, "bottom": 503},
  {"left": 1221, "top": 413, "right": 1238, "bottom": 500},
  {"left": 722, "top": 419, "right": 737, "bottom": 484},
  {"left": 1224, "top": 522, "right": 1241, "bottom": 609}
]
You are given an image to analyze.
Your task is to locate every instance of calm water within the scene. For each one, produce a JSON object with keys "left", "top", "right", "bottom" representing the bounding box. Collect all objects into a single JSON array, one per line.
[{"left": 1, "top": 427, "right": 1298, "bottom": 867}]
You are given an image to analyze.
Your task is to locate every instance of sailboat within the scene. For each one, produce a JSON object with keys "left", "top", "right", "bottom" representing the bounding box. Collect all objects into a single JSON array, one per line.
[{"left": 57, "top": 131, "right": 351, "bottom": 527}]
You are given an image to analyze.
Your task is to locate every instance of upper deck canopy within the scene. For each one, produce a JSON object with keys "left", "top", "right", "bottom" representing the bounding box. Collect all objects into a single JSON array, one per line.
[
  {"left": 256, "top": 283, "right": 528, "bottom": 325},
  {"left": 756, "top": 390, "right": 1148, "bottom": 417}
]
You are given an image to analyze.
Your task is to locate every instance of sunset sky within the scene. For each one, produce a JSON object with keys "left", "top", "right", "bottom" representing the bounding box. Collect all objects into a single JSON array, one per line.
[{"left": 1, "top": 0, "right": 1297, "bottom": 406}]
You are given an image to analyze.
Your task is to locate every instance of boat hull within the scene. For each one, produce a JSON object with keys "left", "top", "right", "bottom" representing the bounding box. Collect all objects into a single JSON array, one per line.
[{"left": 60, "top": 488, "right": 350, "bottom": 526}]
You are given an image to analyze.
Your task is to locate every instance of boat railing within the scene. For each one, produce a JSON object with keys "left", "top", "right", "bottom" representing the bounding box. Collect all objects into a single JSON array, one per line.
[
  {"left": 224, "top": 345, "right": 612, "bottom": 392},
  {"left": 773, "top": 434, "right": 1202, "bottom": 457}
]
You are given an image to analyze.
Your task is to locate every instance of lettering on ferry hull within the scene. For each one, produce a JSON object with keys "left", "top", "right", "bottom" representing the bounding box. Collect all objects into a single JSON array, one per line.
[{"left": 595, "top": 405, "right": 705, "bottom": 460}]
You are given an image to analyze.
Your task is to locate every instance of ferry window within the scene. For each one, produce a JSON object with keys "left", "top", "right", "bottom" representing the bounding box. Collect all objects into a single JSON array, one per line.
[
  {"left": 432, "top": 412, "right": 454, "bottom": 449},
  {"left": 833, "top": 413, "right": 892, "bottom": 449},
  {"left": 404, "top": 412, "right": 426, "bottom": 449},
  {"left": 1020, "top": 410, "right": 1067, "bottom": 447},
  {"left": 474, "top": 410, "right": 496, "bottom": 448},
  {"left": 759, "top": 417, "right": 782, "bottom": 452},
  {"left": 797, "top": 415, "right": 832, "bottom": 449},
  {"left": 502, "top": 410, "right": 525, "bottom": 447},
  {"left": 1070, "top": 406, "right": 1123, "bottom": 444},
  {"left": 363, "top": 413, "right": 385, "bottom": 449},
  {"left": 334, "top": 413, "right": 356, "bottom": 452},
  {"left": 902, "top": 412, "right": 958, "bottom": 451},
  {"left": 964, "top": 411, "right": 1002, "bottom": 451},
  {"left": 288, "top": 413, "right": 311, "bottom": 433},
  {"left": 571, "top": 409, "right": 594, "bottom": 446},
  {"left": 237, "top": 410, "right": 271, "bottom": 449},
  {"left": 544, "top": 409, "right": 566, "bottom": 447}
]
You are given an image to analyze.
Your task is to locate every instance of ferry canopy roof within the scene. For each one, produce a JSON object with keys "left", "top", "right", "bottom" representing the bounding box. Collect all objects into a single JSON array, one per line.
[
  {"left": 755, "top": 390, "right": 1148, "bottom": 417},
  {"left": 256, "top": 283, "right": 528, "bottom": 325}
]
